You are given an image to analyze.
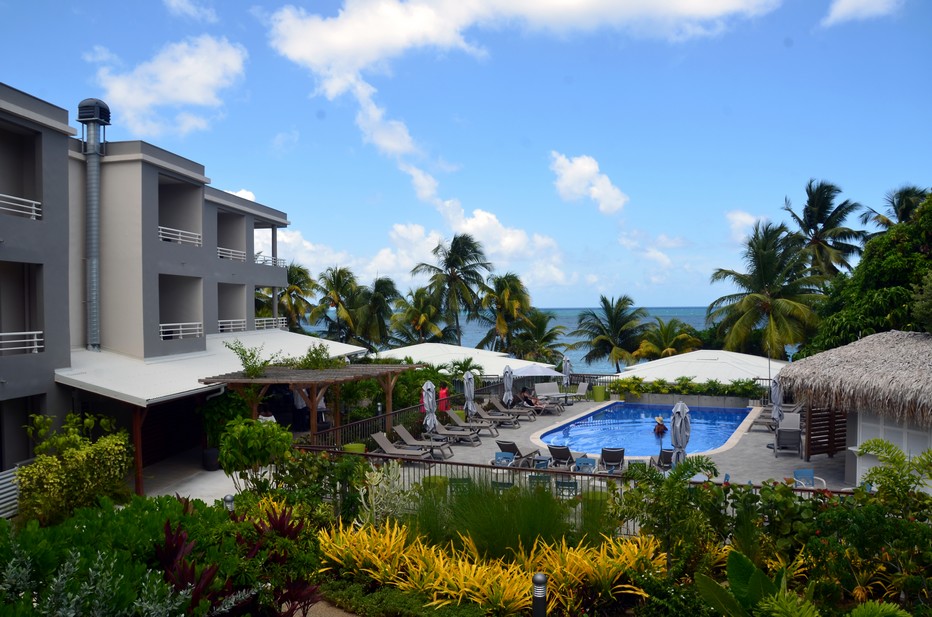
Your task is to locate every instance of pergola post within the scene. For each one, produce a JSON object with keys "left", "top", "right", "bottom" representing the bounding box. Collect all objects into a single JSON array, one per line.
[
  {"left": 132, "top": 406, "right": 148, "bottom": 495},
  {"left": 378, "top": 373, "right": 400, "bottom": 434}
]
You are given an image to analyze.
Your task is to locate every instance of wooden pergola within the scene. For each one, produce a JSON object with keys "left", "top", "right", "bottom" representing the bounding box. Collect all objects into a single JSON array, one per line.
[{"left": 199, "top": 363, "right": 420, "bottom": 435}]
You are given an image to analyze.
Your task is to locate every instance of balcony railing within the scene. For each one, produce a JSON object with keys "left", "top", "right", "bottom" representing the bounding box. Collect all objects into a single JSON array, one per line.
[
  {"left": 0, "top": 192, "right": 41, "bottom": 220},
  {"left": 217, "top": 246, "right": 246, "bottom": 261},
  {"left": 159, "top": 322, "right": 203, "bottom": 340},
  {"left": 255, "top": 317, "right": 287, "bottom": 330},
  {"left": 0, "top": 331, "right": 44, "bottom": 353},
  {"left": 158, "top": 226, "right": 202, "bottom": 246},
  {"left": 218, "top": 319, "right": 246, "bottom": 333},
  {"left": 255, "top": 255, "right": 286, "bottom": 267}
]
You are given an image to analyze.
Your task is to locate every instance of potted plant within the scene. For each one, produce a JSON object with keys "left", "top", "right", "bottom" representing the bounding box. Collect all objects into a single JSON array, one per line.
[{"left": 198, "top": 391, "right": 250, "bottom": 471}]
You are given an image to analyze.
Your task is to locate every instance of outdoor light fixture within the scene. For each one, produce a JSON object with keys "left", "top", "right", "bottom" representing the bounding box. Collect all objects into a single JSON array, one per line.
[
  {"left": 532, "top": 572, "right": 547, "bottom": 617},
  {"left": 223, "top": 494, "right": 234, "bottom": 512}
]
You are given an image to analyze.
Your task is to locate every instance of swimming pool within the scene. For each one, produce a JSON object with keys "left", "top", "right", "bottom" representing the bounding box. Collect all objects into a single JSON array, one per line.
[{"left": 540, "top": 402, "right": 749, "bottom": 457}]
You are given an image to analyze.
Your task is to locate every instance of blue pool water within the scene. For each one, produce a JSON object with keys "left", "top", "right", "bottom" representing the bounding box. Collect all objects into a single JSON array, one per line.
[{"left": 540, "top": 403, "right": 749, "bottom": 456}]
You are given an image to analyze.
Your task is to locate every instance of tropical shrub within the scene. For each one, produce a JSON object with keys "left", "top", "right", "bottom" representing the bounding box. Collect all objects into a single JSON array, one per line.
[
  {"left": 16, "top": 414, "right": 133, "bottom": 526},
  {"left": 197, "top": 390, "right": 250, "bottom": 448},
  {"left": 218, "top": 417, "right": 294, "bottom": 493}
]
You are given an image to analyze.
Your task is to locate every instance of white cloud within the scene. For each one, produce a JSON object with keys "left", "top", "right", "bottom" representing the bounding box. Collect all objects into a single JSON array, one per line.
[
  {"left": 550, "top": 151, "right": 629, "bottom": 214},
  {"left": 271, "top": 129, "right": 300, "bottom": 153},
  {"left": 93, "top": 35, "right": 247, "bottom": 136},
  {"left": 644, "top": 247, "right": 672, "bottom": 268},
  {"left": 82, "top": 45, "right": 121, "bottom": 65},
  {"left": 228, "top": 189, "right": 255, "bottom": 201},
  {"left": 725, "top": 210, "right": 761, "bottom": 243},
  {"left": 821, "top": 0, "right": 903, "bottom": 27},
  {"left": 656, "top": 234, "right": 684, "bottom": 249},
  {"left": 163, "top": 0, "right": 218, "bottom": 23}
]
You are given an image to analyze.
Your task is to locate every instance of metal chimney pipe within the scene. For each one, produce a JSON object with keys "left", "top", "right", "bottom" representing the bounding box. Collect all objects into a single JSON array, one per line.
[{"left": 77, "top": 99, "right": 110, "bottom": 352}]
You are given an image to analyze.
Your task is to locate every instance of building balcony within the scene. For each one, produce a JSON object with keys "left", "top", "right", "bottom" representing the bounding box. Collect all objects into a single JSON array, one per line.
[
  {"left": 0, "top": 192, "right": 41, "bottom": 220},
  {"left": 159, "top": 322, "right": 203, "bottom": 340},
  {"left": 255, "top": 317, "right": 287, "bottom": 330},
  {"left": 218, "top": 319, "right": 246, "bottom": 333},
  {"left": 255, "top": 255, "right": 286, "bottom": 268},
  {"left": 217, "top": 246, "right": 246, "bottom": 262},
  {"left": 0, "top": 331, "right": 44, "bottom": 354},
  {"left": 158, "top": 226, "right": 202, "bottom": 247}
]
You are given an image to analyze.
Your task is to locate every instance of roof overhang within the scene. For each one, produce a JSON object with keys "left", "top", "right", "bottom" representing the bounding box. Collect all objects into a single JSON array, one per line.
[{"left": 55, "top": 330, "right": 366, "bottom": 408}]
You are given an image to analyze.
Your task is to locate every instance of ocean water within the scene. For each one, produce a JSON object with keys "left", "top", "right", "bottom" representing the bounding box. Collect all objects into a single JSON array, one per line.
[{"left": 459, "top": 307, "right": 707, "bottom": 375}]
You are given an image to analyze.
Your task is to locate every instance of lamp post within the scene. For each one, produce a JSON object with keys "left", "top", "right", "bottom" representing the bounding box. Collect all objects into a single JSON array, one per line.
[{"left": 532, "top": 572, "right": 547, "bottom": 617}]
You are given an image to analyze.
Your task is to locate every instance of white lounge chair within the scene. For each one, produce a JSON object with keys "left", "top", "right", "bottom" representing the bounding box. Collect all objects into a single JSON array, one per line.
[{"left": 774, "top": 413, "right": 802, "bottom": 458}]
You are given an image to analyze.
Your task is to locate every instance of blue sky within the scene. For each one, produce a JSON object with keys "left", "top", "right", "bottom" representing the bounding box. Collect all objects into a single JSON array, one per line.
[{"left": 4, "top": 0, "right": 929, "bottom": 307}]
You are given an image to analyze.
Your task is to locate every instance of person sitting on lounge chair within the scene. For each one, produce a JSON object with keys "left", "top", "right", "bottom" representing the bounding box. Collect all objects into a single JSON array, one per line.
[{"left": 520, "top": 387, "right": 546, "bottom": 414}]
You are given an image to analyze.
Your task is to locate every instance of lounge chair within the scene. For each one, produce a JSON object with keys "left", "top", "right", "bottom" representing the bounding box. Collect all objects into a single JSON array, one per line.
[
  {"left": 476, "top": 406, "right": 521, "bottom": 428},
  {"left": 492, "top": 451, "right": 517, "bottom": 466},
  {"left": 575, "top": 457, "right": 597, "bottom": 474},
  {"left": 650, "top": 448, "right": 674, "bottom": 472},
  {"left": 491, "top": 397, "right": 537, "bottom": 421},
  {"left": 565, "top": 382, "right": 589, "bottom": 402},
  {"left": 445, "top": 410, "right": 499, "bottom": 437},
  {"left": 547, "top": 444, "right": 577, "bottom": 469},
  {"left": 429, "top": 422, "right": 481, "bottom": 446},
  {"left": 371, "top": 432, "right": 431, "bottom": 461},
  {"left": 793, "top": 469, "right": 826, "bottom": 489},
  {"left": 496, "top": 440, "right": 540, "bottom": 467},
  {"left": 534, "top": 381, "right": 561, "bottom": 400},
  {"left": 774, "top": 413, "right": 802, "bottom": 458},
  {"left": 597, "top": 447, "right": 625, "bottom": 473},
  {"left": 394, "top": 425, "right": 454, "bottom": 459}
]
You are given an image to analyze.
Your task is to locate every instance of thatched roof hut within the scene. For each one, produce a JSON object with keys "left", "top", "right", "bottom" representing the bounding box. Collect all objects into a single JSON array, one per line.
[{"left": 778, "top": 331, "right": 932, "bottom": 429}]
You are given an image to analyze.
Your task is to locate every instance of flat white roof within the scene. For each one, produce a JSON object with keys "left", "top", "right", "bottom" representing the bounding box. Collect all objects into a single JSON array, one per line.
[
  {"left": 375, "top": 342, "right": 555, "bottom": 376},
  {"left": 619, "top": 349, "right": 787, "bottom": 383},
  {"left": 55, "top": 330, "right": 366, "bottom": 407}
]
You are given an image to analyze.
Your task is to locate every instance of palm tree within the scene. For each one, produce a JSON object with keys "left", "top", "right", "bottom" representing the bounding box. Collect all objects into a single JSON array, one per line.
[
  {"left": 354, "top": 276, "right": 400, "bottom": 351},
  {"left": 708, "top": 221, "right": 824, "bottom": 359},
  {"left": 634, "top": 317, "right": 702, "bottom": 360},
  {"left": 476, "top": 272, "right": 531, "bottom": 353},
  {"left": 859, "top": 184, "right": 930, "bottom": 242},
  {"left": 567, "top": 295, "right": 648, "bottom": 372},
  {"left": 512, "top": 308, "right": 566, "bottom": 364},
  {"left": 389, "top": 287, "right": 454, "bottom": 345},
  {"left": 255, "top": 261, "right": 315, "bottom": 333},
  {"left": 309, "top": 266, "right": 359, "bottom": 343},
  {"left": 782, "top": 179, "right": 865, "bottom": 277},
  {"left": 411, "top": 234, "right": 492, "bottom": 346}
]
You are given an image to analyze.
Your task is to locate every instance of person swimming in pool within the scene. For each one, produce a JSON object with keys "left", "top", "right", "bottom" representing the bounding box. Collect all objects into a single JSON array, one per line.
[{"left": 653, "top": 416, "right": 668, "bottom": 436}]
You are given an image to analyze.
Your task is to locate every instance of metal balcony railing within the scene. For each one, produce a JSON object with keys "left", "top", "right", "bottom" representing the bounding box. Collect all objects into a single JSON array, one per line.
[
  {"left": 0, "top": 192, "right": 41, "bottom": 220},
  {"left": 217, "top": 246, "right": 246, "bottom": 261},
  {"left": 0, "top": 331, "right": 44, "bottom": 353},
  {"left": 218, "top": 319, "right": 247, "bottom": 333},
  {"left": 255, "top": 317, "right": 287, "bottom": 330},
  {"left": 158, "top": 226, "right": 202, "bottom": 246},
  {"left": 159, "top": 322, "right": 203, "bottom": 340},
  {"left": 255, "top": 255, "right": 286, "bottom": 267}
]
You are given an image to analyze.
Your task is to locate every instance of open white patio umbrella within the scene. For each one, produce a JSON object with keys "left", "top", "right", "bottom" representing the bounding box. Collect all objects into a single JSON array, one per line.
[
  {"left": 463, "top": 370, "right": 477, "bottom": 419},
  {"left": 562, "top": 355, "right": 573, "bottom": 388},
  {"left": 422, "top": 380, "right": 437, "bottom": 433},
  {"left": 670, "top": 400, "right": 691, "bottom": 466},
  {"left": 502, "top": 365, "right": 514, "bottom": 407},
  {"left": 512, "top": 364, "right": 563, "bottom": 378},
  {"left": 770, "top": 379, "right": 784, "bottom": 425}
]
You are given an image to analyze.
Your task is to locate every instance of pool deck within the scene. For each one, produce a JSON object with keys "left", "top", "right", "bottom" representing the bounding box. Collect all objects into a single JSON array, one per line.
[{"left": 140, "top": 398, "right": 847, "bottom": 505}]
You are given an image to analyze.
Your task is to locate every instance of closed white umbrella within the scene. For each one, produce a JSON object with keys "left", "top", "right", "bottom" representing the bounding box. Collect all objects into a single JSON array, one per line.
[
  {"left": 463, "top": 370, "right": 477, "bottom": 419},
  {"left": 502, "top": 365, "right": 514, "bottom": 407},
  {"left": 770, "top": 379, "right": 784, "bottom": 425},
  {"left": 670, "top": 400, "right": 691, "bottom": 466},
  {"left": 422, "top": 380, "right": 437, "bottom": 433},
  {"left": 562, "top": 355, "right": 572, "bottom": 388}
]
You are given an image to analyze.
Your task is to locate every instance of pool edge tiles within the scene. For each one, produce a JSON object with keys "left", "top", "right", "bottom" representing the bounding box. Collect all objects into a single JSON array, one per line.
[{"left": 530, "top": 401, "right": 758, "bottom": 460}]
